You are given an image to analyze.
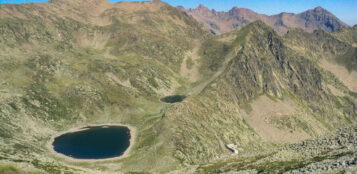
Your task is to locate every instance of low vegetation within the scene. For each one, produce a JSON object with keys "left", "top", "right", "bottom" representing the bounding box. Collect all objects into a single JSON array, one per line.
[{"left": 0, "top": 0, "right": 356, "bottom": 173}]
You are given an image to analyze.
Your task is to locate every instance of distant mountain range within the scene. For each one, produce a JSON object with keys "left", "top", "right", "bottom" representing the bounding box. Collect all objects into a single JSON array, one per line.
[
  {"left": 0, "top": 0, "right": 356, "bottom": 173},
  {"left": 177, "top": 4, "right": 349, "bottom": 34}
]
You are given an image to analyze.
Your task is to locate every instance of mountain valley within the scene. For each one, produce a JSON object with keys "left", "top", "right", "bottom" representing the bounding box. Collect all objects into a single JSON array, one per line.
[{"left": 0, "top": 0, "right": 356, "bottom": 173}]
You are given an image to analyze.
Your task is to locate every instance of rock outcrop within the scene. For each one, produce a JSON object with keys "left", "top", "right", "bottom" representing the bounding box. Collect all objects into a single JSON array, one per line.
[{"left": 179, "top": 5, "right": 349, "bottom": 34}]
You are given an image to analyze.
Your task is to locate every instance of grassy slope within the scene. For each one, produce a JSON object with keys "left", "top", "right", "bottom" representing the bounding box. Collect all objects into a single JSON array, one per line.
[
  {"left": 331, "top": 25, "right": 357, "bottom": 45},
  {"left": 161, "top": 21, "right": 356, "bottom": 166},
  {"left": 0, "top": 0, "right": 208, "bottom": 173},
  {"left": 0, "top": 1, "right": 356, "bottom": 173}
]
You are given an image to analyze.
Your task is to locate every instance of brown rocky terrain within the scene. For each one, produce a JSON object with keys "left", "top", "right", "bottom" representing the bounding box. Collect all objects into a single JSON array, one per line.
[
  {"left": 178, "top": 4, "right": 349, "bottom": 34},
  {"left": 0, "top": 0, "right": 356, "bottom": 173}
]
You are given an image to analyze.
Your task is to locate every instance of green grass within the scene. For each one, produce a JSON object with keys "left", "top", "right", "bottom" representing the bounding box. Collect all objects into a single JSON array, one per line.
[
  {"left": 199, "top": 39, "right": 231, "bottom": 73},
  {"left": 0, "top": 165, "right": 23, "bottom": 174},
  {"left": 0, "top": 4, "right": 356, "bottom": 174},
  {"left": 186, "top": 57, "right": 194, "bottom": 69},
  {"left": 148, "top": 77, "right": 159, "bottom": 89},
  {"left": 0, "top": 165, "right": 42, "bottom": 174},
  {"left": 334, "top": 47, "right": 357, "bottom": 72}
]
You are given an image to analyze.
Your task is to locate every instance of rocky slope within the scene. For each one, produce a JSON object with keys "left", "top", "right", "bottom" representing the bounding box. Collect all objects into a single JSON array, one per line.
[
  {"left": 332, "top": 25, "right": 357, "bottom": 45},
  {"left": 179, "top": 4, "right": 349, "bottom": 34},
  {"left": 0, "top": 0, "right": 356, "bottom": 173},
  {"left": 171, "top": 124, "right": 357, "bottom": 173},
  {"left": 160, "top": 21, "right": 356, "bottom": 166}
]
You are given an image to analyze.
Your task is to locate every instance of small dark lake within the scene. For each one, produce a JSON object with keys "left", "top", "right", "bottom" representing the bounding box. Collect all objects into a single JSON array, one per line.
[
  {"left": 52, "top": 125, "right": 131, "bottom": 159},
  {"left": 160, "top": 95, "right": 186, "bottom": 103}
]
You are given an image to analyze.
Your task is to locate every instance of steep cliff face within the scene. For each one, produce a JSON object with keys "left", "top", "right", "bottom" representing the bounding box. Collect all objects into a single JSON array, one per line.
[
  {"left": 162, "top": 21, "right": 356, "bottom": 164},
  {"left": 179, "top": 5, "right": 349, "bottom": 34},
  {"left": 283, "top": 27, "right": 357, "bottom": 93}
]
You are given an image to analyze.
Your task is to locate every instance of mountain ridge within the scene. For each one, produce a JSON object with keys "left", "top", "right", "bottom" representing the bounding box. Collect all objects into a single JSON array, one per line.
[
  {"left": 179, "top": 4, "right": 349, "bottom": 34},
  {"left": 0, "top": 0, "right": 356, "bottom": 173}
]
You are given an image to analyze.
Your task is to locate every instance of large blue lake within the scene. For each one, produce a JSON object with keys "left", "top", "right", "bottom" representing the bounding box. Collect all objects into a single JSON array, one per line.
[{"left": 52, "top": 125, "right": 131, "bottom": 159}]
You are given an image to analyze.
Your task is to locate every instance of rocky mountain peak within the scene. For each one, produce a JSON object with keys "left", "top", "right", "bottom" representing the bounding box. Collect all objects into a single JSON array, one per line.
[
  {"left": 232, "top": 6, "right": 239, "bottom": 10},
  {"left": 228, "top": 6, "right": 240, "bottom": 14},
  {"left": 304, "top": 6, "right": 330, "bottom": 15},
  {"left": 313, "top": 6, "right": 324, "bottom": 11},
  {"left": 298, "top": 6, "right": 348, "bottom": 32},
  {"left": 176, "top": 5, "right": 185, "bottom": 11},
  {"left": 189, "top": 4, "right": 214, "bottom": 17},
  {"left": 197, "top": 4, "right": 209, "bottom": 10},
  {"left": 178, "top": 5, "right": 348, "bottom": 34},
  {"left": 191, "top": 4, "right": 211, "bottom": 13}
]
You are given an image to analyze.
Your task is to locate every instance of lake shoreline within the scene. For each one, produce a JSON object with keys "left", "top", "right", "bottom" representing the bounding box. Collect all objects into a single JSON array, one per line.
[{"left": 46, "top": 123, "right": 136, "bottom": 162}]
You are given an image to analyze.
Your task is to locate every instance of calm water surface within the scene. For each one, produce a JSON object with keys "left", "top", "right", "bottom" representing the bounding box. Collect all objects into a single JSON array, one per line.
[{"left": 53, "top": 126, "right": 131, "bottom": 159}]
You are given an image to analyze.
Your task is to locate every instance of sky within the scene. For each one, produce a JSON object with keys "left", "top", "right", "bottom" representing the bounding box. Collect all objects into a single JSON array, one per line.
[{"left": 0, "top": 0, "right": 356, "bottom": 25}]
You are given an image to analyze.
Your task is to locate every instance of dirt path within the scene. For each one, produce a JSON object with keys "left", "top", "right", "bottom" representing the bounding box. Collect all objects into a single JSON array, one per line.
[{"left": 106, "top": 72, "right": 133, "bottom": 89}]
